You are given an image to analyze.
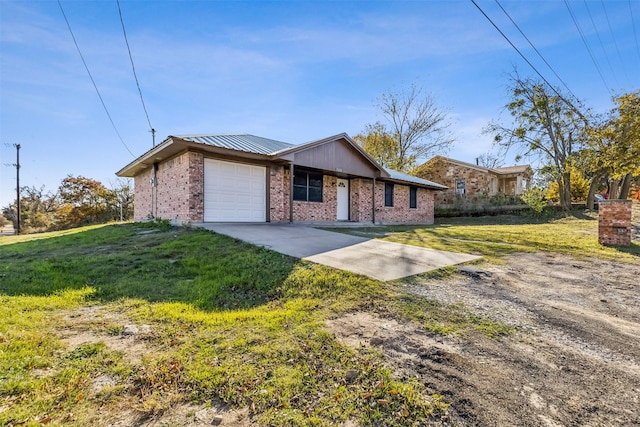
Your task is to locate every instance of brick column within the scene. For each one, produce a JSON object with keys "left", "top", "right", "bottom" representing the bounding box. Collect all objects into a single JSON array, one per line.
[{"left": 598, "top": 200, "right": 632, "bottom": 246}]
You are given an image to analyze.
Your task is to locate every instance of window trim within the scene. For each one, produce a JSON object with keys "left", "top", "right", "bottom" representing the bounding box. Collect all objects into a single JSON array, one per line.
[
  {"left": 409, "top": 186, "right": 417, "bottom": 209},
  {"left": 293, "top": 168, "right": 323, "bottom": 202},
  {"left": 455, "top": 179, "right": 466, "bottom": 196},
  {"left": 384, "top": 183, "right": 394, "bottom": 207}
]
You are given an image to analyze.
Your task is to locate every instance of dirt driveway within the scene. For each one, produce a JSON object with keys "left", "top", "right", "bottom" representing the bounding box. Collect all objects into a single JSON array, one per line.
[{"left": 328, "top": 252, "right": 640, "bottom": 426}]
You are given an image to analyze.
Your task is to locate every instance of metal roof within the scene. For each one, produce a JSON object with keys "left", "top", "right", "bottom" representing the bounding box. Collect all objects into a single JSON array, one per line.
[
  {"left": 175, "top": 134, "right": 295, "bottom": 155},
  {"left": 384, "top": 168, "right": 448, "bottom": 189}
]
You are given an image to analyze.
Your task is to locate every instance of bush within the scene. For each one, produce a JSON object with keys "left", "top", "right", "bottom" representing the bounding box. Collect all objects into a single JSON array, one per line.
[{"left": 520, "top": 187, "right": 548, "bottom": 216}]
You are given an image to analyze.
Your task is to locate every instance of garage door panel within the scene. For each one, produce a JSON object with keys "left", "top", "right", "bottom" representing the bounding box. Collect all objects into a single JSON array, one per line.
[{"left": 204, "top": 159, "right": 266, "bottom": 222}]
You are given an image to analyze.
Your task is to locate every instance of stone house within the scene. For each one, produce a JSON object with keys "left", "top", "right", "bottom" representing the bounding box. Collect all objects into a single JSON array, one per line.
[
  {"left": 116, "top": 133, "right": 447, "bottom": 225},
  {"left": 415, "top": 156, "right": 532, "bottom": 206}
]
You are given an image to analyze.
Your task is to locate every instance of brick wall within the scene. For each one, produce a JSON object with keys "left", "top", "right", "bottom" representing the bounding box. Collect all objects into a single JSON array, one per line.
[
  {"left": 133, "top": 151, "right": 204, "bottom": 223},
  {"left": 133, "top": 167, "right": 153, "bottom": 220},
  {"left": 417, "top": 158, "right": 493, "bottom": 205},
  {"left": 598, "top": 200, "right": 632, "bottom": 246},
  {"left": 292, "top": 175, "right": 337, "bottom": 222},
  {"left": 156, "top": 152, "right": 192, "bottom": 221},
  {"left": 187, "top": 152, "right": 204, "bottom": 222},
  {"left": 269, "top": 165, "right": 289, "bottom": 222},
  {"left": 374, "top": 182, "right": 435, "bottom": 224},
  {"left": 350, "top": 178, "right": 373, "bottom": 222},
  {"left": 133, "top": 153, "right": 435, "bottom": 224}
]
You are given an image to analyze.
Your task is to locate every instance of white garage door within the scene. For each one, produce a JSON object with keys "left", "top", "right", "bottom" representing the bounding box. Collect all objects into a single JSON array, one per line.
[{"left": 204, "top": 159, "right": 266, "bottom": 222}]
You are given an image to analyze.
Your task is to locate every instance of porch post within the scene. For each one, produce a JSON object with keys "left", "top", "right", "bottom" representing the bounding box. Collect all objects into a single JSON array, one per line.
[
  {"left": 289, "top": 163, "right": 294, "bottom": 223},
  {"left": 372, "top": 177, "right": 376, "bottom": 224}
]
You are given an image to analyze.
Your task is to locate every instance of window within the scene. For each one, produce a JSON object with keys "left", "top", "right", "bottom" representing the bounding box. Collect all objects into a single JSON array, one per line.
[
  {"left": 409, "top": 187, "right": 417, "bottom": 209},
  {"left": 384, "top": 183, "right": 394, "bottom": 207},
  {"left": 455, "top": 179, "right": 465, "bottom": 196},
  {"left": 293, "top": 169, "right": 323, "bottom": 202}
]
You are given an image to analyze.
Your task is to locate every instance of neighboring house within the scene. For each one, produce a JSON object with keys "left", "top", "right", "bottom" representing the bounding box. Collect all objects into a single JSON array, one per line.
[
  {"left": 116, "top": 133, "right": 447, "bottom": 225},
  {"left": 415, "top": 156, "right": 533, "bottom": 206}
]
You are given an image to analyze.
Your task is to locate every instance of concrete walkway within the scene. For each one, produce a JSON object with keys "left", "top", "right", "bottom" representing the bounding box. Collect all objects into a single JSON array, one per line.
[{"left": 196, "top": 223, "right": 480, "bottom": 281}]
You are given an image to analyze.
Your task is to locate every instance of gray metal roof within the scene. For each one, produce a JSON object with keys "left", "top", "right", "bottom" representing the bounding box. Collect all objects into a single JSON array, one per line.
[
  {"left": 384, "top": 168, "right": 448, "bottom": 189},
  {"left": 175, "top": 134, "right": 295, "bottom": 155}
]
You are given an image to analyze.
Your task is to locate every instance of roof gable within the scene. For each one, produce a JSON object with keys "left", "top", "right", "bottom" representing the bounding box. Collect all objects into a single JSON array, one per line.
[
  {"left": 493, "top": 165, "right": 532, "bottom": 174},
  {"left": 273, "top": 133, "right": 389, "bottom": 179},
  {"left": 424, "top": 155, "right": 490, "bottom": 173}
]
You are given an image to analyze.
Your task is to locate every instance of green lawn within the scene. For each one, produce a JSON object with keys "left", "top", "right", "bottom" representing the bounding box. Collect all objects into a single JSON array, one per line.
[
  {"left": 328, "top": 212, "right": 640, "bottom": 263},
  {"left": 0, "top": 223, "right": 454, "bottom": 426},
  {"left": 2, "top": 214, "right": 636, "bottom": 426}
]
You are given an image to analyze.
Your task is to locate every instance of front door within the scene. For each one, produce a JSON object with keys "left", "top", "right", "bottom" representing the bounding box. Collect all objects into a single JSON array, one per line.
[{"left": 337, "top": 178, "right": 349, "bottom": 220}]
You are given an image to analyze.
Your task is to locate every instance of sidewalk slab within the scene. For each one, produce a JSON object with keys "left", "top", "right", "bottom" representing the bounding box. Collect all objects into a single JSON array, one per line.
[{"left": 196, "top": 223, "right": 480, "bottom": 281}]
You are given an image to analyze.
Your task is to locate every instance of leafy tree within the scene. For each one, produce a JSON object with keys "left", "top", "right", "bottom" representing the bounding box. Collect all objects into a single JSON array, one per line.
[
  {"left": 1, "top": 176, "right": 133, "bottom": 233},
  {"left": 545, "top": 166, "right": 590, "bottom": 202},
  {"left": 488, "top": 73, "right": 590, "bottom": 212},
  {"left": 57, "top": 175, "right": 110, "bottom": 227},
  {"left": 353, "top": 122, "right": 402, "bottom": 169},
  {"left": 584, "top": 91, "right": 640, "bottom": 208},
  {"left": 0, "top": 214, "right": 8, "bottom": 229},
  {"left": 355, "top": 82, "right": 453, "bottom": 172},
  {"left": 1, "top": 186, "right": 58, "bottom": 233}
]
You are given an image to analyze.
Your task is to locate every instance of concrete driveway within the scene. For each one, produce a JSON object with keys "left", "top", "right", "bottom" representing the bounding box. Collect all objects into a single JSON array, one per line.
[{"left": 197, "top": 223, "right": 480, "bottom": 281}]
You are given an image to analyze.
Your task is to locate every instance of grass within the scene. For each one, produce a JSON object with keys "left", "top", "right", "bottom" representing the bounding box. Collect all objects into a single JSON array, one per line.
[
  {"left": 327, "top": 210, "right": 640, "bottom": 263},
  {"left": 0, "top": 223, "right": 454, "bottom": 426},
  {"left": 4, "top": 212, "right": 634, "bottom": 425}
]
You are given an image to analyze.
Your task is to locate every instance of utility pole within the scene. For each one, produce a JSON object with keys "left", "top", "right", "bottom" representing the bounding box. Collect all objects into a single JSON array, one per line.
[{"left": 14, "top": 144, "right": 21, "bottom": 235}]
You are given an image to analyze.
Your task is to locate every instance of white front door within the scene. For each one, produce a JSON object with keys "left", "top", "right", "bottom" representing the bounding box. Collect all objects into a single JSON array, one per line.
[{"left": 337, "top": 178, "right": 349, "bottom": 221}]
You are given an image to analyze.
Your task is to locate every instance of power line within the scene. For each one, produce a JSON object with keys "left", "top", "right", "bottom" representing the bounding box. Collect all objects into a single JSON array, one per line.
[
  {"left": 601, "top": 0, "right": 630, "bottom": 86},
  {"left": 563, "top": 0, "right": 612, "bottom": 96},
  {"left": 583, "top": 0, "right": 618, "bottom": 88},
  {"left": 494, "top": 0, "right": 578, "bottom": 101},
  {"left": 57, "top": 0, "right": 135, "bottom": 157},
  {"left": 470, "top": 1, "right": 575, "bottom": 102},
  {"left": 116, "top": 0, "right": 156, "bottom": 146},
  {"left": 630, "top": 0, "right": 640, "bottom": 63}
]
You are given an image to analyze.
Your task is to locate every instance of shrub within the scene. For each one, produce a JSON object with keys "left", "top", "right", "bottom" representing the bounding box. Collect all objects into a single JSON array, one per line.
[{"left": 520, "top": 187, "right": 548, "bottom": 216}]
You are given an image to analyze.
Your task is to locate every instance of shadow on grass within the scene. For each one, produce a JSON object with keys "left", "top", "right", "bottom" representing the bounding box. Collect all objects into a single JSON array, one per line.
[
  {"left": 612, "top": 241, "right": 640, "bottom": 256},
  {"left": 435, "top": 209, "right": 598, "bottom": 226},
  {"left": 0, "top": 223, "right": 298, "bottom": 312}
]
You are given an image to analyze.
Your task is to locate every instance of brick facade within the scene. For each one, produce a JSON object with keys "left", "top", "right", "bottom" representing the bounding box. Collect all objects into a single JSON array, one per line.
[
  {"left": 292, "top": 175, "right": 338, "bottom": 222},
  {"left": 133, "top": 151, "right": 204, "bottom": 223},
  {"left": 133, "top": 167, "right": 153, "bottom": 221},
  {"left": 598, "top": 200, "right": 632, "bottom": 246},
  {"left": 416, "top": 156, "right": 532, "bottom": 207},
  {"left": 133, "top": 151, "right": 437, "bottom": 225},
  {"left": 374, "top": 181, "right": 435, "bottom": 224},
  {"left": 416, "top": 157, "right": 495, "bottom": 205},
  {"left": 269, "top": 165, "right": 289, "bottom": 222},
  {"left": 350, "top": 178, "right": 373, "bottom": 222}
]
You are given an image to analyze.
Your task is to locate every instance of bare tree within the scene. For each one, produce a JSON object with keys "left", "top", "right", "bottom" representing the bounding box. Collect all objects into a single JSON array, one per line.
[
  {"left": 476, "top": 152, "right": 505, "bottom": 169},
  {"left": 356, "top": 82, "right": 453, "bottom": 172}
]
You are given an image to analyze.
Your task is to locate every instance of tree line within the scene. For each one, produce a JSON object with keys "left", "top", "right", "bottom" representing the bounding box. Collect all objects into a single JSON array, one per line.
[
  {"left": 354, "top": 75, "right": 639, "bottom": 213},
  {"left": 1, "top": 175, "right": 133, "bottom": 234}
]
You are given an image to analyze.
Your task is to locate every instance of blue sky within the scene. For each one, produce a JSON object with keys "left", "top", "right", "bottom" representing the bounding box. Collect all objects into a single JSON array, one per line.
[{"left": 1, "top": 0, "right": 639, "bottom": 207}]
